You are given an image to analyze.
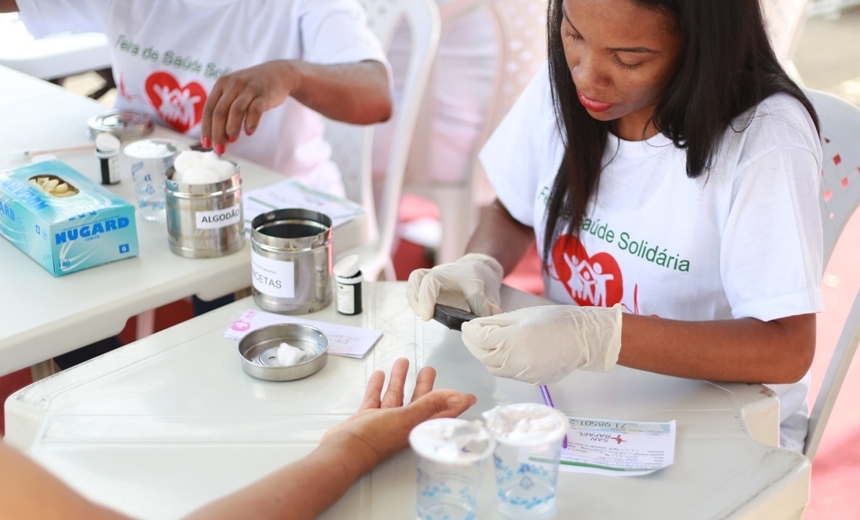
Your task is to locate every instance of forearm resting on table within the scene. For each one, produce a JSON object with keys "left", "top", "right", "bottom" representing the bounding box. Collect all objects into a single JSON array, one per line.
[
  {"left": 291, "top": 60, "right": 391, "bottom": 124},
  {"left": 186, "top": 439, "right": 370, "bottom": 520},
  {"left": 466, "top": 199, "right": 535, "bottom": 275},
  {"left": 0, "top": 443, "right": 132, "bottom": 520},
  {"left": 618, "top": 313, "right": 816, "bottom": 384},
  {"left": 0, "top": 438, "right": 367, "bottom": 520}
]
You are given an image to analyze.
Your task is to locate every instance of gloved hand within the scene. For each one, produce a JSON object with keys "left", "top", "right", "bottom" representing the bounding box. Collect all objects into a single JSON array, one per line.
[
  {"left": 407, "top": 253, "right": 504, "bottom": 321},
  {"left": 461, "top": 304, "right": 623, "bottom": 385}
]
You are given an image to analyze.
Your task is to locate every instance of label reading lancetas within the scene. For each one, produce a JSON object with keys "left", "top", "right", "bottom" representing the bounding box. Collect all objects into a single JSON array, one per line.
[
  {"left": 196, "top": 205, "right": 241, "bottom": 229},
  {"left": 251, "top": 251, "right": 295, "bottom": 298}
]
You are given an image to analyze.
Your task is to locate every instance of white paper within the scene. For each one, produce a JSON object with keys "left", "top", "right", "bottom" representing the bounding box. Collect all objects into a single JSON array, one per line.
[
  {"left": 559, "top": 417, "right": 676, "bottom": 476},
  {"left": 224, "top": 309, "right": 382, "bottom": 359},
  {"left": 243, "top": 180, "right": 364, "bottom": 231},
  {"left": 250, "top": 252, "right": 295, "bottom": 299},
  {"left": 196, "top": 205, "right": 242, "bottom": 229}
]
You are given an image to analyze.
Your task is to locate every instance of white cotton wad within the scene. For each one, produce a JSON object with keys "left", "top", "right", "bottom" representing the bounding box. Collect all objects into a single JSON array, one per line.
[
  {"left": 208, "top": 157, "right": 236, "bottom": 180},
  {"left": 482, "top": 403, "right": 569, "bottom": 445},
  {"left": 173, "top": 150, "right": 236, "bottom": 184},
  {"left": 173, "top": 151, "right": 207, "bottom": 174},
  {"left": 276, "top": 342, "right": 309, "bottom": 366},
  {"left": 179, "top": 168, "right": 221, "bottom": 184},
  {"left": 409, "top": 419, "right": 494, "bottom": 463}
]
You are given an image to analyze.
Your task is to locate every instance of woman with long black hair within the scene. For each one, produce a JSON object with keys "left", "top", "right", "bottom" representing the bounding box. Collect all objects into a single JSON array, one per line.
[{"left": 408, "top": 0, "right": 823, "bottom": 451}]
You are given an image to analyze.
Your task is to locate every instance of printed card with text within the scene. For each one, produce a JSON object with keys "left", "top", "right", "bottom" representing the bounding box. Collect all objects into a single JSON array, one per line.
[
  {"left": 242, "top": 180, "right": 364, "bottom": 232},
  {"left": 559, "top": 417, "right": 676, "bottom": 476}
]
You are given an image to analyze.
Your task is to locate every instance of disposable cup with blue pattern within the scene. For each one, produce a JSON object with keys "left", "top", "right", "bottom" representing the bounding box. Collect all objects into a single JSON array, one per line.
[
  {"left": 409, "top": 418, "right": 495, "bottom": 520},
  {"left": 483, "top": 403, "right": 569, "bottom": 519}
]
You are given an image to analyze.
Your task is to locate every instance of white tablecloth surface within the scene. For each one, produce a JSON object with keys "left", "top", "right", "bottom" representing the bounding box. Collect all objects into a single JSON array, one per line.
[{"left": 4, "top": 283, "right": 810, "bottom": 519}]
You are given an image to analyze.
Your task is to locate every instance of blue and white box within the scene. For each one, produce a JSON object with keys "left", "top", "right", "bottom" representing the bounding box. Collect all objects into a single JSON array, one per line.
[{"left": 0, "top": 160, "right": 138, "bottom": 276}]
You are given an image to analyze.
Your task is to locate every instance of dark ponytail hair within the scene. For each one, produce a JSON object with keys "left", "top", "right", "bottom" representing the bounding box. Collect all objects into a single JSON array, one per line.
[{"left": 543, "top": 0, "right": 819, "bottom": 262}]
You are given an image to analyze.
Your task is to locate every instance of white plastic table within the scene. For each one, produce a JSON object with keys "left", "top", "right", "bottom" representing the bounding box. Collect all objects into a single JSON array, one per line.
[
  {"left": 0, "top": 13, "right": 111, "bottom": 80},
  {"left": 0, "top": 64, "right": 367, "bottom": 376},
  {"left": 4, "top": 283, "right": 810, "bottom": 519}
]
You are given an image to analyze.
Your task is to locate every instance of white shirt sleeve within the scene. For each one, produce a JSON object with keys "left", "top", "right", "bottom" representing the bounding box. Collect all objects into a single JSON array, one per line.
[
  {"left": 16, "top": 0, "right": 110, "bottom": 37},
  {"left": 298, "top": 0, "right": 387, "bottom": 67},
  {"left": 479, "top": 61, "right": 557, "bottom": 228},
  {"left": 720, "top": 95, "right": 824, "bottom": 322}
]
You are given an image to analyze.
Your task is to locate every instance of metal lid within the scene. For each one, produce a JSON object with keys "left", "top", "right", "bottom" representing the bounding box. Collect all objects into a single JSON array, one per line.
[
  {"left": 238, "top": 323, "right": 329, "bottom": 381},
  {"left": 87, "top": 109, "right": 154, "bottom": 141},
  {"left": 251, "top": 208, "right": 332, "bottom": 252}
]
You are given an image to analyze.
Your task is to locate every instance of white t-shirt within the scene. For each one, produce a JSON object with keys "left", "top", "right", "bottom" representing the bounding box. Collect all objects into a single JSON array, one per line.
[
  {"left": 18, "top": 0, "right": 389, "bottom": 196},
  {"left": 480, "top": 62, "right": 824, "bottom": 451}
]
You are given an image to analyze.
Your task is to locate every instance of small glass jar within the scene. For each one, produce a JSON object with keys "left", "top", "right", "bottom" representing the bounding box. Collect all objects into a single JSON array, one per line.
[
  {"left": 334, "top": 254, "right": 362, "bottom": 315},
  {"left": 94, "top": 133, "right": 121, "bottom": 185}
]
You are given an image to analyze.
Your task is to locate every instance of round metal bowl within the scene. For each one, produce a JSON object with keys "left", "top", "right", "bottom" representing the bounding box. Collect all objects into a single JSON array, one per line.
[{"left": 238, "top": 324, "right": 328, "bottom": 381}]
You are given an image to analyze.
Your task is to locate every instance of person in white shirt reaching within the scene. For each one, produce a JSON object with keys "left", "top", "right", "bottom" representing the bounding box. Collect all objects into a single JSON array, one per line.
[
  {"left": 408, "top": 0, "right": 823, "bottom": 452},
  {"left": 3, "top": 0, "right": 392, "bottom": 197}
]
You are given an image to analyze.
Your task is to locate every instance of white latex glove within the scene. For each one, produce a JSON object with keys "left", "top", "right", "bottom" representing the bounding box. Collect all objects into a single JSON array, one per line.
[
  {"left": 461, "top": 304, "right": 623, "bottom": 385},
  {"left": 407, "top": 253, "right": 504, "bottom": 321}
]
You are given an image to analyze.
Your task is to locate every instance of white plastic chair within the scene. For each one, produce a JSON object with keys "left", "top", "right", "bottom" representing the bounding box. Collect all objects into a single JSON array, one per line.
[
  {"left": 804, "top": 89, "right": 860, "bottom": 460},
  {"left": 324, "top": 0, "right": 441, "bottom": 280},
  {"left": 760, "top": 0, "right": 814, "bottom": 84},
  {"left": 403, "top": 0, "right": 547, "bottom": 264}
]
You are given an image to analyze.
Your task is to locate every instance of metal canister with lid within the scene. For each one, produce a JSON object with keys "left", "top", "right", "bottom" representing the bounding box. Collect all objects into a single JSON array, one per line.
[
  {"left": 87, "top": 109, "right": 154, "bottom": 141},
  {"left": 251, "top": 209, "right": 333, "bottom": 315},
  {"left": 164, "top": 163, "right": 244, "bottom": 258}
]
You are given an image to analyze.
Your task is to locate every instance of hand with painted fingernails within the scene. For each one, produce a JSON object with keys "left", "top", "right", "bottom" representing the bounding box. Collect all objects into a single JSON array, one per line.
[{"left": 200, "top": 60, "right": 302, "bottom": 155}]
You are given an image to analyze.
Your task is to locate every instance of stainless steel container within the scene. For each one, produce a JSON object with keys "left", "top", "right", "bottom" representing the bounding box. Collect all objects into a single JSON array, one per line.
[
  {"left": 238, "top": 323, "right": 328, "bottom": 381},
  {"left": 165, "top": 164, "right": 244, "bottom": 258},
  {"left": 251, "top": 209, "right": 332, "bottom": 314},
  {"left": 87, "top": 109, "right": 154, "bottom": 141}
]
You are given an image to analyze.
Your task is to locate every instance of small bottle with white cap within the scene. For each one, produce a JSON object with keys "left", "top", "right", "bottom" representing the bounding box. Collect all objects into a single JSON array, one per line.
[
  {"left": 94, "top": 133, "right": 122, "bottom": 185},
  {"left": 334, "top": 254, "right": 363, "bottom": 315}
]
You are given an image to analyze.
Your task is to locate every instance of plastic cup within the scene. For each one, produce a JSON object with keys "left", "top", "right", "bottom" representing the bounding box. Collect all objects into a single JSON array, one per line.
[
  {"left": 409, "top": 418, "right": 495, "bottom": 520},
  {"left": 483, "top": 403, "right": 569, "bottom": 519},
  {"left": 123, "top": 138, "right": 186, "bottom": 221}
]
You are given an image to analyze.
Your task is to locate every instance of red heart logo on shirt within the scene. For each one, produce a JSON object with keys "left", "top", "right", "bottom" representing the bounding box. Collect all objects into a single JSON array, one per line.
[
  {"left": 144, "top": 71, "right": 207, "bottom": 133},
  {"left": 551, "top": 235, "right": 623, "bottom": 307}
]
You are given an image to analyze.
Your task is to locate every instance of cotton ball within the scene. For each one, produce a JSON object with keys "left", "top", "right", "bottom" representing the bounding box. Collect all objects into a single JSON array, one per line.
[
  {"left": 199, "top": 151, "right": 222, "bottom": 167},
  {"left": 199, "top": 152, "right": 236, "bottom": 181},
  {"left": 212, "top": 160, "right": 237, "bottom": 181},
  {"left": 180, "top": 167, "right": 221, "bottom": 184},
  {"left": 173, "top": 151, "right": 207, "bottom": 173},
  {"left": 276, "top": 342, "right": 309, "bottom": 366}
]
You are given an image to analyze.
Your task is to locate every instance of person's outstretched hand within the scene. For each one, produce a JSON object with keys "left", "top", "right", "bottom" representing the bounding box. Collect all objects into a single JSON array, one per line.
[
  {"left": 0, "top": 358, "right": 476, "bottom": 520},
  {"left": 321, "top": 358, "right": 476, "bottom": 474},
  {"left": 407, "top": 253, "right": 505, "bottom": 321},
  {"left": 200, "top": 61, "right": 298, "bottom": 154},
  {"left": 462, "top": 304, "right": 624, "bottom": 384}
]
